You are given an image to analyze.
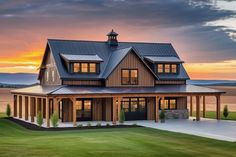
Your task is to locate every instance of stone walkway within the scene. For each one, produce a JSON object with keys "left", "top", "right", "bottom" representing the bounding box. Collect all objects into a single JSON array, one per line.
[{"left": 125, "top": 117, "right": 236, "bottom": 142}]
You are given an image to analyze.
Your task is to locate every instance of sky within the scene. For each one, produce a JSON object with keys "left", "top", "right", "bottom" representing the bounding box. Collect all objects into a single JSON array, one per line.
[{"left": 0, "top": 0, "right": 236, "bottom": 80}]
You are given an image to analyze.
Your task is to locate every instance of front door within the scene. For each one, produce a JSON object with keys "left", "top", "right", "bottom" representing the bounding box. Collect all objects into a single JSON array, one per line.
[
  {"left": 121, "top": 98, "right": 147, "bottom": 120},
  {"left": 76, "top": 99, "right": 92, "bottom": 121}
]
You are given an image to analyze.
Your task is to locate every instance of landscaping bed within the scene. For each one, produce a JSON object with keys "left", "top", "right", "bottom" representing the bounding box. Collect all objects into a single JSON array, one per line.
[{"left": 5, "top": 117, "right": 141, "bottom": 131}]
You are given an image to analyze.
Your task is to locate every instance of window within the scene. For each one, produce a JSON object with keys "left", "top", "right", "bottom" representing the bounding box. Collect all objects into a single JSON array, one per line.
[
  {"left": 73, "top": 62, "right": 97, "bottom": 73},
  {"left": 159, "top": 98, "right": 177, "bottom": 110},
  {"left": 81, "top": 63, "right": 88, "bottom": 73},
  {"left": 171, "top": 64, "right": 177, "bottom": 73},
  {"left": 165, "top": 64, "right": 170, "bottom": 73},
  {"left": 52, "top": 70, "right": 55, "bottom": 82},
  {"left": 73, "top": 63, "right": 80, "bottom": 73},
  {"left": 157, "top": 64, "right": 163, "bottom": 73},
  {"left": 89, "top": 63, "right": 96, "bottom": 73},
  {"left": 121, "top": 69, "right": 138, "bottom": 85},
  {"left": 121, "top": 98, "right": 146, "bottom": 113},
  {"left": 46, "top": 71, "right": 49, "bottom": 82}
]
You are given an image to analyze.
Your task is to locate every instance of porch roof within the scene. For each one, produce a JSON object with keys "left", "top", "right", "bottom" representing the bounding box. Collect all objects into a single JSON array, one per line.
[{"left": 11, "top": 84, "right": 224, "bottom": 96}]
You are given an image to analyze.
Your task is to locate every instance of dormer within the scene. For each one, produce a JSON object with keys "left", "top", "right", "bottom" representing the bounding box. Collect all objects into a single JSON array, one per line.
[
  {"left": 144, "top": 56, "right": 184, "bottom": 75},
  {"left": 60, "top": 54, "right": 103, "bottom": 74},
  {"left": 107, "top": 29, "right": 118, "bottom": 47}
]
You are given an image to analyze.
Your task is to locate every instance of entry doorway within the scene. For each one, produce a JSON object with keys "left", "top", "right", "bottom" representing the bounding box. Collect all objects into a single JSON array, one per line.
[{"left": 75, "top": 99, "right": 92, "bottom": 121}]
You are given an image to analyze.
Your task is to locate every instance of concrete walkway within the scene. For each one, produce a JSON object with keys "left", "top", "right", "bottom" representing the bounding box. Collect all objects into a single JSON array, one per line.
[{"left": 125, "top": 118, "right": 236, "bottom": 142}]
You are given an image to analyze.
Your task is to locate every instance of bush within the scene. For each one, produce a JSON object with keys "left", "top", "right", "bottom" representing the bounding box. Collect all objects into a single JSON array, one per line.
[
  {"left": 77, "top": 124, "right": 83, "bottom": 127},
  {"left": 87, "top": 122, "right": 91, "bottom": 127},
  {"left": 6, "top": 104, "right": 11, "bottom": 117},
  {"left": 37, "top": 112, "right": 43, "bottom": 127},
  {"left": 119, "top": 108, "right": 125, "bottom": 124},
  {"left": 50, "top": 112, "right": 59, "bottom": 127},
  {"left": 96, "top": 122, "right": 101, "bottom": 127},
  {"left": 106, "top": 123, "right": 110, "bottom": 126},
  {"left": 159, "top": 109, "right": 165, "bottom": 120},
  {"left": 223, "top": 105, "right": 229, "bottom": 118}
]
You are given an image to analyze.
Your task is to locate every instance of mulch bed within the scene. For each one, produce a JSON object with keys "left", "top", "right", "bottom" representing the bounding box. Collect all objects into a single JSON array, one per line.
[{"left": 4, "top": 117, "right": 141, "bottom": 131}]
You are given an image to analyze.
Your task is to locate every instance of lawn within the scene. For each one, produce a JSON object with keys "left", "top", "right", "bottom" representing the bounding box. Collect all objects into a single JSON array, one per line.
[
  {"left": 192, "top": 111, "right": 236, "bottom": 121},
  {"left": 0, "top": 116, "right": 236, "bottom": 157}
]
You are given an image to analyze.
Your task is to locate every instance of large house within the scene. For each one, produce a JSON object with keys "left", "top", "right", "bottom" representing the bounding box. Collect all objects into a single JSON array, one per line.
[{"left": 11, "top": 30, "right": 224, "bottom": 127}]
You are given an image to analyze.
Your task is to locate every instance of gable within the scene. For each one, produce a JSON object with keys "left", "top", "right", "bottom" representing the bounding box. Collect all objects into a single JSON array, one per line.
[{"left": 106, "top": 50, "right": 155, "bottom": 87}]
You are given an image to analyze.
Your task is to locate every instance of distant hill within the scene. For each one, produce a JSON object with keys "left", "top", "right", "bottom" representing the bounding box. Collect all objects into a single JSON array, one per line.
[
  {"left": 0, "top": 73, "right": 38, "bottom": 87},
  {"left": 187, "top": 80, "right": 236, "bottom": 86}
]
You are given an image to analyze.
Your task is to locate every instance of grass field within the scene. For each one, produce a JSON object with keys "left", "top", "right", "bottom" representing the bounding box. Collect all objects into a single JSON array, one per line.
[
  {"left": 192, "top": 111, "right": 236, "bottom": 121},
  {"left": 0, "top": 115, "right": 236, "bottom": 157}
]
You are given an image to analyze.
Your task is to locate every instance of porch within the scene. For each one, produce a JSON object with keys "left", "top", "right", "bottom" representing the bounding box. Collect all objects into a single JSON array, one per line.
[{"left": 11, "top": 85, "right": 224, "bottom": 128}]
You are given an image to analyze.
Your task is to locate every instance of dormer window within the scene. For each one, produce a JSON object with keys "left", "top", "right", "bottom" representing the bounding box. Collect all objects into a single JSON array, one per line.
[
  {"left": 157, "top": 64, "right": 178, "bottom": 74},
  {"left": 73, "top": 62, "right": 98, "bottom": 73}
]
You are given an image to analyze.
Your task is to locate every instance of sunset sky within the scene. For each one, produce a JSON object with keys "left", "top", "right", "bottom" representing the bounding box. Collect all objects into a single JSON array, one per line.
[{"left": 0, "top": 0, "right": 236, "bottom": 80}]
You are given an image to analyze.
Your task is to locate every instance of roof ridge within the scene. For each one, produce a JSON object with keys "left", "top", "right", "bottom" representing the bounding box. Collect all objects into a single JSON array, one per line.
[{"left": 48, "top": 38, "right": 172, "bottom": 45}]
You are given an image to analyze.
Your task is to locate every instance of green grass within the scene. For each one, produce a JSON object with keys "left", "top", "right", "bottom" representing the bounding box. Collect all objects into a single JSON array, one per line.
[
  {"left": 0, "top": 115, "right": 236, "bottom": 157},
  {"left": 0, "top": 112, "right": 6, "bottom": 118},
  {"left": 192, "top": 111, "right": 236, "bottom": 121}
]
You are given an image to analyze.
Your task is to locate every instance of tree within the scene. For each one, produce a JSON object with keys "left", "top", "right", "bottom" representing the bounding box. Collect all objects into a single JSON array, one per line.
[
  {"left": 37, "top": 112, "right": 43, "bottom": 127},
  {"left": 6, "top": 104, "right": 11, "bottom": 117},
  {"left": 51, "top": 112, "right": 59, "bottom": 127},
  {"left": 119, "top": 108, "right": 125, "bottom": 124},
  {"left": 223, "top": 105, "right": 229, "bottom": 118}
]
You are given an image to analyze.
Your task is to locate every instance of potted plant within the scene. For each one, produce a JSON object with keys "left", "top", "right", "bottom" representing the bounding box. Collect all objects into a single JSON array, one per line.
[
  {"left": 159, "top": 109, "right": 165, "bottom": 123},
  {"left": 119, "top": 108, "right": 125, "bottom": 124}
]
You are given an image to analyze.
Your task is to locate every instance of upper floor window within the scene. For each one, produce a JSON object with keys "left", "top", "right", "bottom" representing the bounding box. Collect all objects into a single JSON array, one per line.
[
  {"left": 157, "top": 64, "right": 178, "bottom": 74},
  {"left": 73, "top": 62, "right": 97, "bottom": 73},
  {"left": 121, "top": 69, "right": 138, "bottom": 85}
]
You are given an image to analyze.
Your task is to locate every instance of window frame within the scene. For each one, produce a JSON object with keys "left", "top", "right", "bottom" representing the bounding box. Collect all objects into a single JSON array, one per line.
[
  {"left": 121, "top": 69, "right": 138, "bottom": 85},
  {"left": 156, "top": 63, "right": 178, "bottom": 74},
  {"left": 72, "top": 62, "right": 98, "bottom": 74},
  {"left": 159, "top": 98, "right": 177, "bottom": 110}
]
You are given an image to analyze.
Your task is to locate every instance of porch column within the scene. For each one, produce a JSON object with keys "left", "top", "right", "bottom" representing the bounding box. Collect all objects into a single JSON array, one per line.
[
  {"left": 117, "top": 97, "right": 121, "bottom": 122},
  {"left": 25, "top": 96, "right": 29, "bottom": 121},
  {"left": 196, "top": 96, "right": 200, "bottom": 121},
  {"left": 35, "top": 97, "right": 38, "bottom": 117},
  {"left": 72, "top": 98, "right": 77, "bottom": 127},
  {"left": 19, "top": 96, "right": 22, "bottom": 118},
  {"left": 112, "top": 97, "right": 117, "bottom": 125},
  {"left": 203, "top": 96, "right": 206, "bottom": 118},
  {"left": 28, "top": 96, "right": 31, "bottom": 121},
  {"left": 155, "top": 96, "right": 160, "bottom": 122},
  {"left": 13, "top": 95, "right": 17, "bottom": 117},
  {"left": 41, "top": 98, "right": 44, "bottom": 117},
  {"left": 46, "top": 97, "right": 50, "bottom": 127},
  {"left": 30, "top": 97, "right": 34, "bottom": 122},
  {"left": 53, "top": 98, "right": 59, "bottom": 114},
  {"left": 216, "top": 95, "right": 221, "bottom": 120},
  {"left": 190, "top": 96, "right": 193, "bottom": 116}
]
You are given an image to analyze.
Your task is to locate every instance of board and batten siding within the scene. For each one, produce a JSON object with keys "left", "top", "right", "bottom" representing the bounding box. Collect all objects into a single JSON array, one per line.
[
  {"left": 40, "top": 50, "right": 61, "bottom": 85},
  {"left": 106, "top": 51, "right": 155, "bottom": 87}
]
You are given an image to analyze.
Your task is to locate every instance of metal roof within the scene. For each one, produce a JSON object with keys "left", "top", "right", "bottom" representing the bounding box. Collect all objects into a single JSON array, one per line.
[
  {"left": 11, "top": 85, "right": 62, "bottom": 96},
  {"left": 60, "top": 54, "right": 103, "bottom": 62},
  {"left": 144, "top": 56, "right": 184, "bottom": 63},
  {"left": 51, "top": 85, "right": 224, "bottom": 95},
  {"left": 47, "top": 39, "right": 189, "bottom": 80},
  {"left": 11, "top": 85, "right": 224, "bottom": 95}
]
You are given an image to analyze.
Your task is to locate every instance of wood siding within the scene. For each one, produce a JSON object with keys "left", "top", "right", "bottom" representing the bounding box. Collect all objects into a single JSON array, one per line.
[
  {"left": 92, "top": 98, "right": 103, "bottom": 121},
  {"left": 147, "top": 97, "right": 155, "bottom": 120},
  {"left": 106, "top": 51, "right": 155, "bottom": 87},
  {"left": 62, "top": 99, "right": 73, "bottom": 122},
  {"left": 40, "top": 50, "right": 61, "bottom": 85},
  {"left": 177, "top": 97, "right": 187, "bottom": 109},
  {"left": 63, "top": 80, "right": 103, "bottom": 86}
]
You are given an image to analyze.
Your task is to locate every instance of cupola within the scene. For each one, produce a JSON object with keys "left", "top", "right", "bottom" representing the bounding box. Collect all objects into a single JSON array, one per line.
[{"left": 107, "top": 29, "right": 118, "bottom": 46}]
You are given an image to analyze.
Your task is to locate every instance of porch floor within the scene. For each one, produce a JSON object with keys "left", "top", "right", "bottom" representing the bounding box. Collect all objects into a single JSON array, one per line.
[{"left": 125, "top": 117, "right": 236, "bottom": 142}]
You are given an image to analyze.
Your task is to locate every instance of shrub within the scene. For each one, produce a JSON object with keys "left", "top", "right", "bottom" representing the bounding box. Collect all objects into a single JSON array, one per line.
[
  {"left": 50, "top": 112, "right": 59, "bottom": 127},
  {"left": 77, "top": 124, "right": 83, "bottom": 127},
  {"left": 159, "top": 109, "right": 165, "bottom": 120},
  {"left": 132, "top": 123, "right": 137, "bottom": 126},
  {"left": 96, "top": 122, "right": 101, "bottom": 127},
  {"left": 106, "top": 123, "right": 110, "bottom": 126},
  {"left": 223, "top": 105, "right": 229, "bottom": 118},
  {"left": 6, "top": 104, "right": 11, "bottom": 117},
  {"left": 37, "top": 112, "right": 43, "bottom": 127},
  {"left": 119, "top": 108, "right": 125, "bottom": 124},
  {"left": 87, "top": 122, "right": 91, "bottom": 127}
]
